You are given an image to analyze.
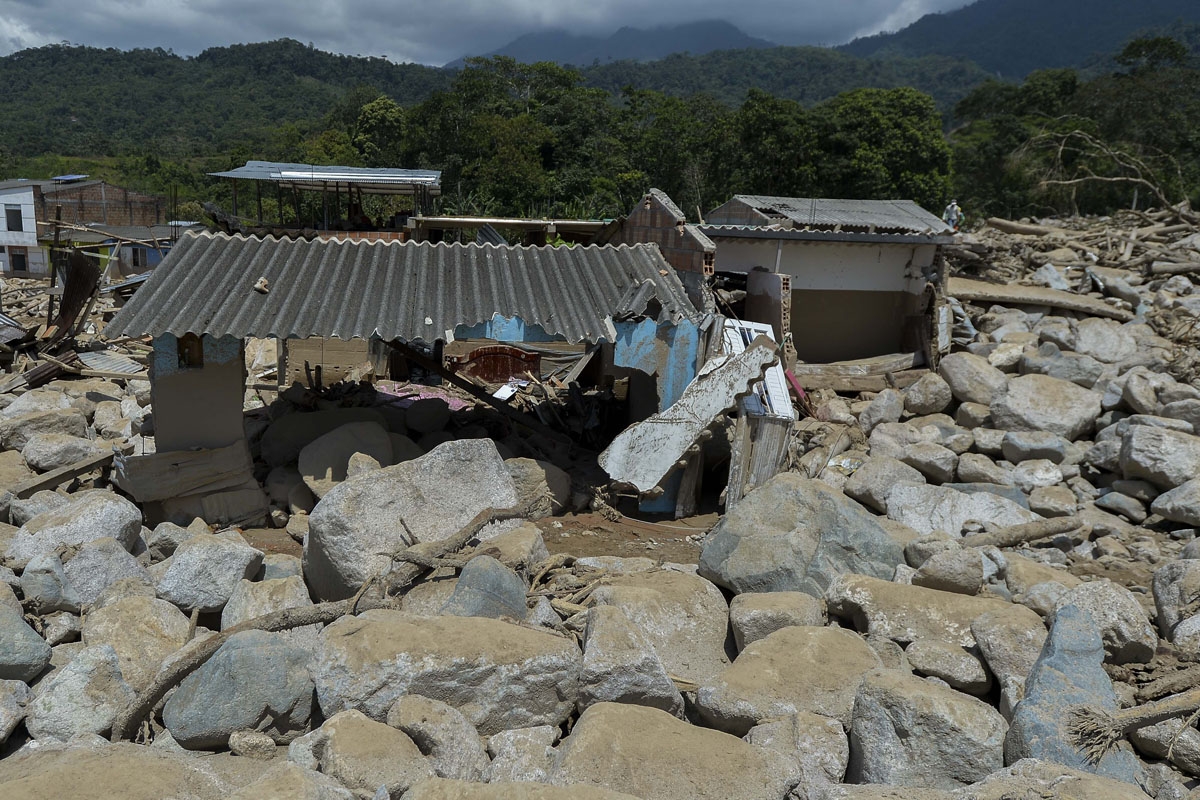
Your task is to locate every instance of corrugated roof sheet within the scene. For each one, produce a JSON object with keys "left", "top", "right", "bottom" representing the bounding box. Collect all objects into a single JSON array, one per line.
[
  {"left": 699, "top": 223, "right": 955, "bottom": 246},
  {"left": 209, "top": 161, "right": 441, "bottom": 192},
  {"left": 102, "top": 232, "right": 699, "bottom": 345},
  {"left": 725, "top": 195, "right": 951, "bottom": 236}
]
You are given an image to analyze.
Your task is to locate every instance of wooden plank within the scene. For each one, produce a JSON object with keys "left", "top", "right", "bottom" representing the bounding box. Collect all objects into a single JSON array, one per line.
[
  {"left": 9, "top": 448, "right": 123, "bottom": 499},
  {"left": 799, "top": 368, "right": 927, "bottom": 393},
  {"left": 79, "top": 369, "right": 149, "bottom": 381},
  {"left": 947, "top": 277, "right": 1134, "bottom": 322},
  {"left": 791, "top": 352, "right": 921, "bottom": 378}
]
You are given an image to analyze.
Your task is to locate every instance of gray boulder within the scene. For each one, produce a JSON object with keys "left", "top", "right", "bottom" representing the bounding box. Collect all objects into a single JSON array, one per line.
[
  {"left": 904, "top": 373, "right": 953, "bottom": 416},
  {"left": 298, "top": 421, "right": 392, "bottom": 499},
  {"left": 905, "top": 639, "right": 992, "bottom": 695},
  {"left": 859, "top": 389, "right": 904, "bottom": 435},
  {"left": 311, "top": 611, "right": 580, "bottom": 735},
  {"left": 696, "top": 626, "right": 882, "bottom": 734},
  {"left": 260, "top": 407, "right": 387, "bottom": 467},
  {"left": 1073, "top": 318, "right": 1137, "bottom": 363},
  {"left": 156, "top": 533, "right": 264, "bottom": 612},
  {"left": 1052, "top": 580, "right": 1157, "bottom": 665},
  {"left": 484, "top": 726, "right": 558, "bottom": 784},
  {"left": 163, "top": 630, "right": 314, "bottom": 749},
  {"left": 550, "top": 702, "right": 801, "bottom": 800},
  {"left": 0, "top": 408, "right": 88, "bottom": 451},
  {"left": 505, "top": 458, "right": 571, "bottom": 520},
  {"left": 386, "top": 694, "right": 490, "bottom": 781},
  {"left": 938, "top": 353, "right": 1009, "bottom": 406},
  {"left": 5, "top": 491, "right": 142, "bottom": 569},
  {"left": 20, "top": 552, "right": 80, "bottom": 613},
  {"left": 886, "top": 483, "right": 1040, "bottom": 537},
  {"left": 0, "top": 606, "right": 51, "bottom": 681},
  {"left": 1150, "top": 478, "right": 1200, "bottom": 526},
  {"left": 843, "top": 456, "right": 925, "bottom": 514},
  {"left": 440, "top": 555, "right": 529, "bottom": 621},
  {"left": 1001, "top": 431, "right": 1070, "bottom": 464},
  {"left": 990, "top": 375, "right": 1100, "bottom": 441},
  {"left": 970, "top": 605, "right": 1048, "bottom": 686},
  {"left": 221, "top": 575, "right": 319, "bottom": 648},
  {"left": 1152, "top": 559, "right": 1200, "bottom": 640},
  {"left": 1005, "top": 604, "right": 1144, "bottom": 785},
  {"left": 287, "top": 709, "right": 434, "bottom": 799},
  {"left": 699, "top": 474, "right": 904, "bottom": 597},
  {"left": 0, "top": 680, "right": 31, "bottom": 746},
  {"left": 1118, "top": 425, "right": 1200, "bottom": 489},
  {"left": 25, "top": 644, "right": 137, "bottom": 741},
  {"left": 848, "top": 669, "right": 1007, "bottom": 789},
  {"left": 745, "top": 711, "right": 849, "bottom": 791},
  {"left": 82, "top": 596, "right": 191, "bottom": 691},
  {"left": 62, "top": 536, "right": 151, "bottom": 607},
  {"left": 577, "top": 605, "right": 683, "bottom": 717},
  {"left": 305, "top": 439, "right": 518, "bottom": 601},
  {"left": 729, "top": 591, "right": 825, "bottom": 651},
  {"left": 21, "top": 434, "right": 110, "bottom": 473},
  {"left": 229, "top": 762, "right": 354, "bottom": 800},
  {"left": 590, "top": 569, "right": 730, "bottom": 685}
]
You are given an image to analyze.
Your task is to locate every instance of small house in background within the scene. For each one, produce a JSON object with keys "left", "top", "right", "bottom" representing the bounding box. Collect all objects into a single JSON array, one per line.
[
  {"left": 699, "top": 195, "right": 955, "bottom": 384},
  {"left": 38, "top": 223, "right": 205, "bottom": 280},
  {"left": 0, "top": 184, "right": 44, "bottom": 275}
]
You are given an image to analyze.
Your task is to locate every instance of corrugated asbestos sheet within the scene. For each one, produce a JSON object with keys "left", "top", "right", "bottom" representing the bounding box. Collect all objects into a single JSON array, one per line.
[
  {"left": 732, "top": 195, "right": 951, "bottom": 235},
  {"left": 102, "top": 232, "right": 699, "bottom": 345}
]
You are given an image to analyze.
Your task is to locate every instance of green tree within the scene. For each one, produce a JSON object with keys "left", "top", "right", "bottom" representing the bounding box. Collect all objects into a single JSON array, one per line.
[{"left": 354, "top": 97, "right": 406, "bottom": 167}]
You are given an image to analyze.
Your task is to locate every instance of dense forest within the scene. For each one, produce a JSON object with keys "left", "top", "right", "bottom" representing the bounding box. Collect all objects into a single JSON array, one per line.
[{"left": 2, "top": 31, "right": 1199, "bottom": 225}]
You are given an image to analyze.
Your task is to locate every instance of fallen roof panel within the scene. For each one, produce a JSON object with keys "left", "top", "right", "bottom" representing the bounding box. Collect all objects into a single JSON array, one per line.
[
  {"left": 101, "top": 232, "right": 699, "bottom": 345},
  {"left": 725, "top": 195, "right": 952, "bottom": 237}
]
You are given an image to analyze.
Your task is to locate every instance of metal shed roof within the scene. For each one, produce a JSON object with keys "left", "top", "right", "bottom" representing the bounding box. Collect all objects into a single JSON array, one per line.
[
  {"left": 102, "top": 232, "right": 699, "bottom": 344},
  {"left": 209, "top": 161, "right": 441, "bottom": 196},
  {"left": 715, "top": 195, "right": 952, "bottom": 237}
]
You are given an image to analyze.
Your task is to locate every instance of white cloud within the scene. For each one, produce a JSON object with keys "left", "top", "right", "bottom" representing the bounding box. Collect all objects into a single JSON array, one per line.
[{"left": 0, "top": 0, "right": 977, "bottom": 65}]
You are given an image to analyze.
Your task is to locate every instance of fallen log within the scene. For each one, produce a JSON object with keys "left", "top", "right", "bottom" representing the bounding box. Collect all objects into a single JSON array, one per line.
[
  {"left": 959, "top": 516, "right": 1081, "bottom": 550},
  {"left": 986, "top": 218, "right": 1067, "bottom": 237},
  {"left": 109, "top": 504, "right": 528, "bottom": 742},
  {"left": 1068, "top": 687, "right": 1200, "bottom": 764}
]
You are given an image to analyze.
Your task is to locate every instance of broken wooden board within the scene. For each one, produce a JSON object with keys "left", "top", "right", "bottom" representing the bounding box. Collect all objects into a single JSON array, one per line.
[
  {"left": 599, "top": 335, "right": 778, "bottom": 494},
  {"left": 113, "top": 441, "right": 258, "bottom": 503},
  {"left": 947, "top": 277, "right": 1133, "bottom": 322},
  {"left": 791, "top": 352, "right": 922, "bottom": 378},
  {"left": 8, "top": 447, "right": 128, "bottom": 499}
]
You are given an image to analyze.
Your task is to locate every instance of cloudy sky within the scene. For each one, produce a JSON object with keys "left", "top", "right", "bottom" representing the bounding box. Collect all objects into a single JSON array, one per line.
[{"left": 0, "top": 0, "right": 976, "bottom": 66}]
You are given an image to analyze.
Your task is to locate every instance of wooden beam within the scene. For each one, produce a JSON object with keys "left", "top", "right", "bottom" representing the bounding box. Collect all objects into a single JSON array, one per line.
[{"left": 9, "top": 447, "right": 129, "bottom": 499}]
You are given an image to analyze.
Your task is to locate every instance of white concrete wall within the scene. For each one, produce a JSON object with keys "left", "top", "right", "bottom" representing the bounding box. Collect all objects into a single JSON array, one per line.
[
  {"left": 712, "top": 238, "right": 935, "bottom": 294},
  {"left": 0, "top": 187, "right": 45, "bottom": 274}
]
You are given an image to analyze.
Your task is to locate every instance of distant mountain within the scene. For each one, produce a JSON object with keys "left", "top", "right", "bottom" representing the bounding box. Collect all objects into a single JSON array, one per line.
[
  {"left": 841, "top": 0, "right": 1200, "bottom": 79},
  {"left": 447, "top": 20, "right": 774, "bottom": 68}
]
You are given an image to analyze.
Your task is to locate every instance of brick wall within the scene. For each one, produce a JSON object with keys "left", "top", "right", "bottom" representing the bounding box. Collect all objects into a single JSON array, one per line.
[
  {"left": 35, "top": 182, "right": 165, "bottom": 227},
  {"left": 613, "top": 192, "right": 714, "bottom": 275}
]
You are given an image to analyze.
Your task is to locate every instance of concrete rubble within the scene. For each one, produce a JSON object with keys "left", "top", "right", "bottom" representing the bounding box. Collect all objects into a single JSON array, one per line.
[{"left": 3, "top": 210, "right": 1200, "bottom": 799}]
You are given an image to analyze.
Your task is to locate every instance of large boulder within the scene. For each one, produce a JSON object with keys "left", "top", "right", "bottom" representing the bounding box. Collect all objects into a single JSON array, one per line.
[
  {"left": 1120, "top": 425, "right": 1200, "bottom": 489},
  {"left": 311, "top": 610, "right": 580, "bottom": 735},
  {"left": 62, "top": 536, "right": 151, "bottom": 608},
  {"left": 439, "top": 555, "right": 528, "bottom": 621},
  {"left": 886, "top": 484, "right": 1040, "bottom": 537},
  {"left": 826, "top": 574, "right": 1017, "bottom": 649},
  {"left": 287, "top": 709, "right": 434, "bottom": 799},
  {"left": 696, "top": 626, "right": 882, "bottom": 734},
  {"left": 386, "top": 694, "right": 490, "bottom": 782},
  {"left": 1005, "top": 605, "right": 1144, "bottom": 785},
  {"left": 298, "top": 421, "right": 392, "bottom": 499},
  {"left": 0, "top": 680, "right": 31, "bottom": 747},
  {"left": 0, "top": 740, "right": 230, "bottom": 800},
  {"left": 1073, "top": 318, "right": 1138, "bottom": 364},
  {"left": 938, "top": 353, "right": 1009, "bottom": 406},
  {"left": 21, "top": 434, "right": 111, "bottom": 473},
  {"left": 25, "top": 644, "right": 137, "bottom": 741},
  {"left": 728, "top": 591, "right": 825, "bottom": 651},
  {"left": 228, "top": 762, "right": 354, "bottom": 800},
  {"left": 5, "top": 491, "right": 142, "bottom": 569},
  {"left": 260, "top": 408, "right": 387, "bottom": 467},
  {"left": 699, "top": 475, "right": 904, "bottom": 597},
  {"left": 590, "top": 569, "right": 730, "bottom": 685},
  {"left": 305, "top": 439, "right": 518, "bottom": 601},
  {"left": 989, "top": 374, "right": 1100, "bottom": 441},
  {"left": 81, "top": 596, "right": 190, "bottom": 691},
  {"left": 156, "top": 533, "right": 264, "bottom": 612},
  {"left": 221, "top": 575, "right": 319, "bottom": 648},
  {"left": 843, "top": 456, "right": 926, "bottom": 514},
  {"left": 550, "top": 703, "right": 801, "bottom": 800},
  {"left": 163, "top": 630, "right": 314, "bottom": 749},
  {"left": 577, "top": 605, "right": 683, "bottom": 717},
  {"left": 848, "top": 669, "right": 1007, "bottom": 789},
  {"left": 0, "top": 605, "right": 51, "bottom": 681},
  {"left": 0, "top": 408, "right": 88, "bottom": 451},
  {"left": 506, "top": 458, "right": 571, "bottom": 520},
  {"left": 1051, "top": 580, "right": 1157, "bottom": 665},
  {"left": 405, "top": 780, "right": 641, "bottom": 800}
]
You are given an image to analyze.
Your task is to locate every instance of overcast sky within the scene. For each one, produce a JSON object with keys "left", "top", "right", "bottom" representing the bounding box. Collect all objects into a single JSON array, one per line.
[{"left": 0, "top": 0, "right": 976, "bottom": 66}]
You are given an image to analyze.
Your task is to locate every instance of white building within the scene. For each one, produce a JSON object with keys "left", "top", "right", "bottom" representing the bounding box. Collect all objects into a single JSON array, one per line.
[
  {"left": 0, "top": 185, "right": 48, "bottom": 275},
  {"left": 700, "top": 195, "right": 955, "bottom": 368}
]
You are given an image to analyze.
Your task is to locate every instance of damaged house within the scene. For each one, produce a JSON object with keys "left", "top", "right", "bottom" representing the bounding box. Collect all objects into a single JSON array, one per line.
[{"left": 100, "top": 231, "right": 718, "bottom": 524}]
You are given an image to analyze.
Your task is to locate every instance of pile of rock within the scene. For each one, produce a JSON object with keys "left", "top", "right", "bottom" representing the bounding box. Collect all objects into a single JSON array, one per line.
[{"left": 1, "top": 214, "right": 1200, "bottom": 799}]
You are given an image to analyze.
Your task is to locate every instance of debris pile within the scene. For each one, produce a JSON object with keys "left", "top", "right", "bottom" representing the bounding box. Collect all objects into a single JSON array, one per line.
[{"left": 2, "top": 212, "right": 1200, "bottom": 799}]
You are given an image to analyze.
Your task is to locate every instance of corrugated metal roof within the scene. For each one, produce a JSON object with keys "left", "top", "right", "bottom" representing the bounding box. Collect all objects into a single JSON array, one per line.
[
  {"left": 209, "top": 161, "right": 441, "bottom": 195},
  {"left": 77, "top": 350, "right": 145, "bottom": 375},
  {"left": 699, "top": 223, "right": 955, "bottom": 246},
  {"left": 722, "top": 195, "right": 951, "bottom": 236},
  {"left": 102, "top": 232, "right": 699, "bottom": 345}
]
